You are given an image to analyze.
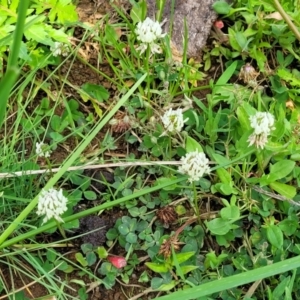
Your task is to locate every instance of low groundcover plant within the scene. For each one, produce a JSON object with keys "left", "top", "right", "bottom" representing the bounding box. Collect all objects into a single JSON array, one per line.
[{"left": 1, "top": 0, "right": 300, "bottom": 299}]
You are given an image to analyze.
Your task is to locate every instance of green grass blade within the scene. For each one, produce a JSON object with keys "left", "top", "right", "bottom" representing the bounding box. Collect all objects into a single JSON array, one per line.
[
  {"left": 0, "top": 0, "right": 30, "bottom": 128},
  {"left": 156, "top": 255, "right": 300, "bottom": 299},
  {"left": 215, "top": 60, "right": 238, "bottom": 86}
]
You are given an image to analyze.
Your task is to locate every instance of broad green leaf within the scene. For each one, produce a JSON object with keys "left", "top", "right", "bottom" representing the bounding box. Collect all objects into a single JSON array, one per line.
[
  {"left": 228, "top": 28, "right": 241, "bottom": 52},
  {"left": 278, "top": 219, "right": 298, "bottom": 236},
  {"left": 81, "top": 83, "right": 109, "bottom": 102},
  {"left": 81, "top": 243, "right": 93, "bottom": 253},
  {"left": 58, "top": 263, "right": 74, "bottom": 273},
  {"left": 209, "top": 151, "right": 231, "bottom": 165},
  {"left": 270, "top": 160, "right": 295, "bottom": 180},
  {"left": 181, "top": 265, "right": 199, "bottom": 275},
  {"left": 236, "top": 106, "right": 251, "bottom": 132},
  {"left": 277, "top": 68, "right": 300, "bottom": 87},
  {"left": 269, "top": 182, "right": 296, "bottom": 199},
  {"left": 220, "top": 206, "right": 240, "bottom": 220},
  {"left": 216, "top": 168, "right": 232, "bottom": 184},
  {"left": 75, "top": 253, "right": 88, "bottom": 267},
  {"left": 48, "top": 1, "right": 78, "bottom": 24},
  {"left": 206, "top": 218, "right": 231, "bottom": 235},
  {"left": 118, "top": 224, "right": 130, "bottom": 235},
  {"left": 266, "top": 225, "right": 283, "bottom": 248},
  {"left": 86, "top": 251, "right": 97, "bottom": 266},
  {"left": 83, "top": 190, "right": 97, "bottom": 200},
  {"left": 151, "top": 277, "right": 164, "bottom": 289},
  {"left": 24, "top": 23, "right": 52, "bottom": 44},
  {"left": 156, "top": 281, "right": 176, "bottom": 291},
  {"left": 212, "top": 1, "right": 231, "bottom": 14},
  {"left": 146, "top": 262, "right": 169, "bottom": 273},
  {"left": 273, "top": 276, "right": 290, "bottom": 299},
  {"left": 212, "top": 183, "right": 237, "bottom": 196},
  {"left": 56, "top": 261, "right": 69, "bottom": 271},
  {"left": 265, "top": 141, "right": 289, "bottom": 152},
  {"left": 97, "top": 246, "right": 108, "bottom": 259},
  {"left": 46, "top": 27, "right": 69, "bottom": 42},
  {"left": 50, "top": 115, "right": 61, "bottom": 131},
  {"left": 172, "top": 252, "right": 195, "bottom": 265},
  {"left": 126, "top": 232, "right": 137, "bottom": 243},
  {"left": 185, "top": 136, "right": 203, "bottom": 152},
  {"left": 235, "top": 31, "right": 248, "bottom": 50},
  {"left": 130, "top": 0, "right": 147, "bottom": 24},
  {"left": 105, "top": 24, "right": 120, "bottom": 44},
  {"left": 62, "top": 218, "right": 79, "bottom": 230},
  {"left": 250, "top": 46, "right": 267, "bottom": 71},
  {"left": 156, "top": 177, "right": 178, "bottom": 191},
  {"left": 46, "top": 249, "right": 57, "bottom": 262},
  {"left": 215, "top": 60, "right": 238, "bottom": 86}
]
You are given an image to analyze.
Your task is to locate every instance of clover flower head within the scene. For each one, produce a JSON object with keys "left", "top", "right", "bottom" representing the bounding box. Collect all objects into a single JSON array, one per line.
[
  {"left": 37, "top": 188, "right": 68, "bottom": 224},
  {"left": 249, "top": 112, "right": 275, "bottom": 135},
  {"left": 161, "top": 108, "right": 187, "bottom": 133},
  {"left": 248, "top": 112, "right": 275, "bottom": 149},
  {"left": 178, "top": 150, "right": 210, "bottom": 182},
  {"left": 239, "top": 63, "right": 259, "bottom": 84},
  {"left": 247, "top": 132, "right": 268, "bottom": 149},
  {"left": 36, "top": 142, "right": 52, "bottom": 158},
  {"left": 135, "top": 17, "right": 166, "bottom": 54},
  {"left": 50, "top": 42, "right": 70, "bottom": 57}
]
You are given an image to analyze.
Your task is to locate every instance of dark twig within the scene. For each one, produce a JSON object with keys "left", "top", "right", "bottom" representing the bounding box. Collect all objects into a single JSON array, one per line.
[{"left": 251, "top": 185, "right": 300, "bottom": 207}]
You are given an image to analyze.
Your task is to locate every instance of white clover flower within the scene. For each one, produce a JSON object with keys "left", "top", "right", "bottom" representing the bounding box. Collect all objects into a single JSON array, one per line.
[
  {"left": 161, "top": 108, "right": 188, "bottom": 134},
  {"left": 36, "top": 142, "right": 52, "bottom": 158},
  {"left": 37, "top": 188, "right": 68, "bottom": 224},
  {"left": 135, "top": 17, "right": 166, "bottom": 54},
  {"left": 248, "top": 112, "right": 275, "bottom": 149},
  {"left": 178, "top": 151, "right": 210, "bottom": 182},
  {"left": 50, "top": 42, "right": 70, "bottom": 57},
  {"left": 249, "top": 112, "right": 275, "bottom": 135},
  {"left": 247, "top": 132, "right": 268, "bottom": 149}
]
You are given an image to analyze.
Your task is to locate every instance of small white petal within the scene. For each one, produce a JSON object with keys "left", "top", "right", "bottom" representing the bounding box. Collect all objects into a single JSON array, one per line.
[
  {"left": 178, "top": 151, "right": 210, "bottom": 182},
  {"left": 50, "top": 42, "right": 70, "bottom": 57},
  {"left": 249, "top": 112, "right": 275, "bottom": 135},
  {"left": 247, "top": 132, "right": 268, "bottom": 149},
  {"left": 161, "top": 108, "right": 187, "bottom": 134},
  {"left": 37, "top": 188, "right": 68, "bottom": 224},
  {"left": 247, "top": 112, "right": 275, "bottom": 150},
  {"left": 36, "top": 142, "right": 52, "bottom": 158},
  {"left": 135, "top": 17, "right": 166, "bottom": 55}
]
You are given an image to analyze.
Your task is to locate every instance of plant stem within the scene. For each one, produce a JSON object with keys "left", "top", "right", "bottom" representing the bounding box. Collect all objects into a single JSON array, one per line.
[
  {"left": 55, "top": 219, "right": 67, "bottom": 240},
  {"left": 273, "top": 0, "right": 300, "bottom": 42},
  {"left": 0, "top": 0, "right": 30, "bottom": 128},
  {"left": 192, "top": 182, "right": 200, "bottom": 222},
  {"left": 145, "top": 46, "right": 151, "bottom": 99}
]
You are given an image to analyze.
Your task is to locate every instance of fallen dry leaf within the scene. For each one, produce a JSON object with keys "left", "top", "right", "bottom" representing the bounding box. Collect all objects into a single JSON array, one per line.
[
  {"left": 286, "top": 100, "right": 295, "bottom": 110},
  {"left": 265, "top": 12, "right": 283, "bottom": 20}
]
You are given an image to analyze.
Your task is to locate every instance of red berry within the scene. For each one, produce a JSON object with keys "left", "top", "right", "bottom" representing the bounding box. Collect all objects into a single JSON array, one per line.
[
  {"left": 214, "top": 20, "right": 224, "bottom": 29},
  {"left": 107, "top": 255, "right": 127, "bottom": 269}
]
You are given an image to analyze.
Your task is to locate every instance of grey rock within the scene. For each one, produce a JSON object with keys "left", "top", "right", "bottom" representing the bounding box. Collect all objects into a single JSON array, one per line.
[{"left": 147, "top": 0, "right": 218, "bottom": 58}]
